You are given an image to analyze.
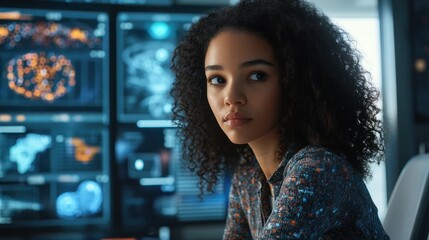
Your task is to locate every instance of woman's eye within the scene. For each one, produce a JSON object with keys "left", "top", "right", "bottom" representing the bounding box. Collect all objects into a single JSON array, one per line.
[
  {"left": 249, "top": 72, "right": 267, "bottom": 81},
  {"left": 208, "top": 76, "right": 225, "bottom": 85}
]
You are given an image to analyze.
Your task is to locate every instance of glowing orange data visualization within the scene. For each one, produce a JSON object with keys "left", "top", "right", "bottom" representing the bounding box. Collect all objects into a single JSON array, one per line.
[
  {"left": 0, "top": 22, "right": 97, "bottom": 48},
  {"left": 7, "top": 52, "right": 76, "bottom": 102},
  {"left": 69, "top": 138, "right": 100, "bottom": 164}
]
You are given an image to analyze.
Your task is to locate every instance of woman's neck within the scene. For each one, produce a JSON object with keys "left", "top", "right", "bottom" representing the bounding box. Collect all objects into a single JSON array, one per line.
[{"left": 248, "top": 130, "right": 281, "bottom": 181}]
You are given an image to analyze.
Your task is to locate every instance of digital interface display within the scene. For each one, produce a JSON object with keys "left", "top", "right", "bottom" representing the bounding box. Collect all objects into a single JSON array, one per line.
[
  {"left": 117, "top": 12, "right": 200, "bottom": 122},
  {"left": 0, "top": 126, "right": 105, "bottom": 176},
  {"left": 115, "top": 0, "right": 172, "bottom": 5},
  {"left": 41, "top": 0, "right": 113, "bottom": 3},
  {"left": 0, "top": 124, "right": 109, "bottom": 227},
  {"left": 0, "top": 5, "right": 227, "bottom": 237},
  {"left": 31, "top": 0, "right": 172, "bottom": 4},
  {"left": 0, "top": 9, "right": 108, "bottom": 112},
  {"left": 0, "top": 180, "right": 107, "bottom": 226},
  {"left": 116, "top": 126, "right": 227, "bottom": 227},
  {"left": 413, "top": 7, "right": 429, "bottom": 121}
]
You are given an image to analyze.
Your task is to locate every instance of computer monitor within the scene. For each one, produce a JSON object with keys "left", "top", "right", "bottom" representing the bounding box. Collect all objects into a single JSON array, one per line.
[
  {"left": 116, "top": 12, "right": 199, "bottom": 123},
  {"left": 0, "top": 8, "right": 109, "bottom": 115},
  {"left": 0, "top": 123, "right": 110, "bottom": 228},
  {"left": 412, "top": 6, "right": 429, "bottom": 121},
  {"left": 115, "top": 125, "right": 228, "bottom": 229}
]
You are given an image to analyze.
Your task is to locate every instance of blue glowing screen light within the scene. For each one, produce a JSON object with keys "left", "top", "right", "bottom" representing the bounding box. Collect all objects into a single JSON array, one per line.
[
  {"left": 9, "top": 134, "right": 52, "bottom": 174},
  {"left": 78, "top": 180, "right": 103, "bottom": 215},
  {"left": 56, "top": 192, "right": 80, "bottom": 219},
  {"left": 148, "top": 22, "right": 171, "bottom": 40},
  {"left": 56, "top": 180, "right": 103, "bottom": 218}
]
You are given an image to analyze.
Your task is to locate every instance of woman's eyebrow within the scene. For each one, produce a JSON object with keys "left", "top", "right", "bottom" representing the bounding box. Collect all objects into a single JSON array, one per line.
[
  {"left": 205, "top": 59, "right": 274, "bottom": 71},
  {"left": 240, "top": 59, "right": 274, "bottom": 68},
  {"left": 205, "top": 65, "right": 223, "bottom": 71}
]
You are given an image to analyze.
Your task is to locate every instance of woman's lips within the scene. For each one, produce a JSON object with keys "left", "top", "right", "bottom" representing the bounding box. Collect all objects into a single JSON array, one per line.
[
  {"left": 223, "top": 112, "right": 252, "bottom": 127},
  {"left": 224, "top": 118, "right": 252, "bottom": 127}
]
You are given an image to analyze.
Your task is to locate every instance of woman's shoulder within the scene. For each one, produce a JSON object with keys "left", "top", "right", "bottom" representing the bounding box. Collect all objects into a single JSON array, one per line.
[
  {"left": 285, "top": 145, "right": 354, "bottom": 177},
  {"left": 292, "top": 145, "right": 342, "bottom": 158}
]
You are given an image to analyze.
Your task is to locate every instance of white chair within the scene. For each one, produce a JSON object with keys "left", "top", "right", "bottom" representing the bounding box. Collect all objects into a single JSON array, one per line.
[{"left": 383, "top": 154, "right": 429, "bottom": 240}]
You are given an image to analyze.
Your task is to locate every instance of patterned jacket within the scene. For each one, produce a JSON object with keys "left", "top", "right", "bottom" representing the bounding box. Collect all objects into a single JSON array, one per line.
[{"left": 223, "top": 145, "right": 390, "bottom": 239}]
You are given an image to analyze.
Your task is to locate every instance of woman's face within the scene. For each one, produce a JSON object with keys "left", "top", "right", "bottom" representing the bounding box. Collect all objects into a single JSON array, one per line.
[{"left": 205, "top": 29, "right": 282, "bottom": 145}]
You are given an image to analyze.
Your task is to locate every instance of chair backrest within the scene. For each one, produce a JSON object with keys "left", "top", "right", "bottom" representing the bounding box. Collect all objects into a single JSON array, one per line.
[{"left": 383, "top": 154, "right": 429, "bottom": 240}]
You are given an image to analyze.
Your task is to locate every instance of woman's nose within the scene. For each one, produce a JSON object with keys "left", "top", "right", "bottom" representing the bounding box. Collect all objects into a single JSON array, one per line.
[{"left": 224, "top": 82, "right": 246, "bottom": 106}]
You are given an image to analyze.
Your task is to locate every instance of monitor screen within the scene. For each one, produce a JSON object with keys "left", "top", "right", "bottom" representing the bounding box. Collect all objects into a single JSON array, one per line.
[
  {"left": 29, "top": 0, "right": 172, "bottom": 4},
  {"left": 116, "top": 12, "right": 200, "bottom": 123},
  {"left": 0, "top": 124, "right": 109, "bottom": 228},
  {"left": 413, "top": 7, "right": 429, "bottom": 121},
  {"left": 115, "top": 125, "right": 228, "bottom": 228},
  {"left": 0, "top": 9, "right": 108, "bottom": 113},
  {"left": 40, "top": 0, "right": 113, "bottom": 3}
]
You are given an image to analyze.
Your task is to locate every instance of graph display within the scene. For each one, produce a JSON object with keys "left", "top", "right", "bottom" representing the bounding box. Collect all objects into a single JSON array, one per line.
[
  {"left": 55, "top": 180, "right": 103, "bottom": 219},
  {"left": 0, "top": 4, "right": 226, "bottom": 237},
  {"left": 0, "top": 8, "right": 108, "bottom": 112},
  {"left": 0, "top": 180, "right": 107, "bottom": 226},
  {"left": 115, "top": 126, "right": 227, "bottom": 228},
  {"left": 0, "top": 126, "right": 105, "bottom": 177},
  {"left": 117, "top": 12, "right": 200, "bottom": 122},
  {"left": 0, "top": 124, "right": 109, "bottom": 227},
  {"left": 2, "top": 132, "right": 52, "bottom": 175}
]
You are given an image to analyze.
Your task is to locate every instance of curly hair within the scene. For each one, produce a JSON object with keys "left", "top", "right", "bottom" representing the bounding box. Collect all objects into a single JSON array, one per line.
[{"left": 170, "top": 0, "right": 384, "bottom": 194}]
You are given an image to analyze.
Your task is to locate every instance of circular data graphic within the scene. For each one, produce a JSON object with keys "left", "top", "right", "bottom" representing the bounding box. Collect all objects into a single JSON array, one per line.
[
  {"left": 56, "top": 180, "right": 103, "bottom": 219},
  {"left": 7, "top": 52, "right": 76, "bottom": 102}
]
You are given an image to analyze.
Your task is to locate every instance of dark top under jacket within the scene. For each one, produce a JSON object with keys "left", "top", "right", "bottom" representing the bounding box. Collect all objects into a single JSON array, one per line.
[{"left": 223, "top": 145, "right": 390, "bottom": 239}]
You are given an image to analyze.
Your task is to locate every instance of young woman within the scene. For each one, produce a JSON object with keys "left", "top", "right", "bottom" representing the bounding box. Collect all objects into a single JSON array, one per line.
[{"left": 171, "top": 0, "right": 390, "bottom": 239}]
